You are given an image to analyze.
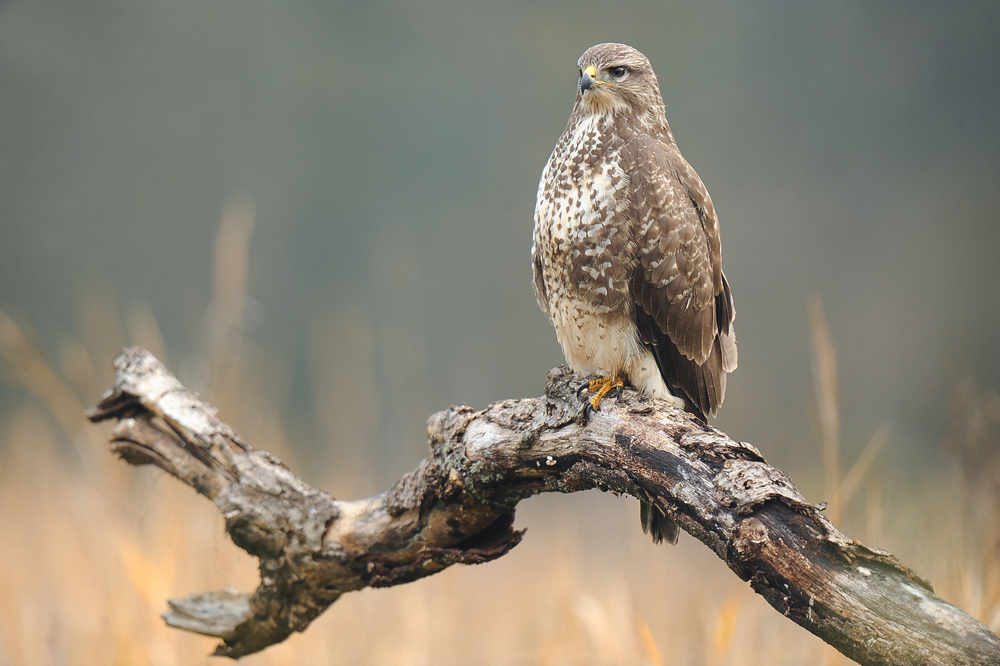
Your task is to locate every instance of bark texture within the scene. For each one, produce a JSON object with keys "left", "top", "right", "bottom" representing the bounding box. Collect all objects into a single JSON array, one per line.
[{"left": 87, "top": 347, "right": 1000, "bottom": 663}]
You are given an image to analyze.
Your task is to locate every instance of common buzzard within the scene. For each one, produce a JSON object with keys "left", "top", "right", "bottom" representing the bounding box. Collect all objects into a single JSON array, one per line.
[{"left": 532, "top": 43, "right": 738, "bottom": 544}]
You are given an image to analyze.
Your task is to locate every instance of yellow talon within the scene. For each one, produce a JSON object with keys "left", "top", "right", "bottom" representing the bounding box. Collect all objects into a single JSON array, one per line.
[{"left": 587, "top": 376, "right": 625, "bottom": 411}]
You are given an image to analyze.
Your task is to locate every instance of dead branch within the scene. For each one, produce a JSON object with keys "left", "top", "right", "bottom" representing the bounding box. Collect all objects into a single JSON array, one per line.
[{"left": 86, "top": 347, "right": 1000, "bottom": 664}]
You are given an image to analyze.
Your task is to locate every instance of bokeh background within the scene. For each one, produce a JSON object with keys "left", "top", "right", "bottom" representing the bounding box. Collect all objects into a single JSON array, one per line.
[{"left": 1, "top": 1, "right": 998, "bottom": 664}]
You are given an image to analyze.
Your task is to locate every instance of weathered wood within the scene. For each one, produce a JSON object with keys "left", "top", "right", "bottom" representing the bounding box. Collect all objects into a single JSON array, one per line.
[{"left": 87, "top": 347, "right": 1000, "bottom": 663}]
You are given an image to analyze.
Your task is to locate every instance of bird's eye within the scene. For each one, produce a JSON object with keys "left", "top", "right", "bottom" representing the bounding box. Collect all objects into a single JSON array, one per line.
[
  {"left": 578, "top": 67, "right": 583, "bottom": 77},
  {"left": 609, "top": 66, "right": 628, "bottom": 79}
]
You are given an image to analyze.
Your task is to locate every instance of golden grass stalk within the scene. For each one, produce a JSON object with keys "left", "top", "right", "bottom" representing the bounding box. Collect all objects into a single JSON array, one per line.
[
  {"left": 807, "top": 295, "right": 841, "bottom": 525},
  {"left": 808, "top": 296, "right": 887, "bottom": 529}
]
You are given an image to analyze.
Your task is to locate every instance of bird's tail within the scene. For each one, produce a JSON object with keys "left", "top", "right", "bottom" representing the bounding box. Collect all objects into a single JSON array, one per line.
[{"left": 640, "top": 500, "right": 679, "bottom": 545}]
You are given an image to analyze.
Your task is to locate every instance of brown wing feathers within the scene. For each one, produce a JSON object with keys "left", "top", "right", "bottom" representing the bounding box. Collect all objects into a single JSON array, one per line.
[
  {"left": 627, "top": 135, "right": 735, "bottom": 418},
  {"left": 633, "top": 287, "right": 726, "bottom": 421}
]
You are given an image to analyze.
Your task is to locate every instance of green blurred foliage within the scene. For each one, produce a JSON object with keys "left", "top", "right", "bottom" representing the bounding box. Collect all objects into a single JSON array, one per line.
[{"left": 1, "top": 0, "right": 998, "bottom": 484}]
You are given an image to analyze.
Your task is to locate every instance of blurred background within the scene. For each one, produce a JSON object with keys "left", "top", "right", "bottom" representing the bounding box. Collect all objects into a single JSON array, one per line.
[{"left": 1, "top": 1, "right": 998, "bottom": 664}]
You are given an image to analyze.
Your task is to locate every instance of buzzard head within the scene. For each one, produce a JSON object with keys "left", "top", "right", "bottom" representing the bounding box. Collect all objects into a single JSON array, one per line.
[{"left": 575, "top": 43, "right": 665, "bottom": 120}]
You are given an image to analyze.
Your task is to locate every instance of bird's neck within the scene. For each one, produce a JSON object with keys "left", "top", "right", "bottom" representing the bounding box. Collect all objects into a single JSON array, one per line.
[
  {"left": 640, "top": 99, "right": 674, "bottom": 143},
  {"left": 571, "top": 105, "right": 676, "bottom": 146}
]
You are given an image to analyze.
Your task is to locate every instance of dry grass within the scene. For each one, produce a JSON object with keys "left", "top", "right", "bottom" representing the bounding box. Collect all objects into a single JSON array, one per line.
[{"left": 0, "top": 208, "right": 996, "bottom": 664}]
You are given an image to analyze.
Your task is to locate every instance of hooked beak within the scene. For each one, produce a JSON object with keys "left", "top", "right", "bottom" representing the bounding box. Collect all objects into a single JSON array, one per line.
[{"left": 579, "top": 65, "right": 612, "bottom": 92}]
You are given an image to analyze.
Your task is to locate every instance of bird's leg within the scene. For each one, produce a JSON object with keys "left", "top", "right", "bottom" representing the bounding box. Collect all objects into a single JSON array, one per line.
[{"left": 584, "top": 376, "right": 625, "bottom": 411}]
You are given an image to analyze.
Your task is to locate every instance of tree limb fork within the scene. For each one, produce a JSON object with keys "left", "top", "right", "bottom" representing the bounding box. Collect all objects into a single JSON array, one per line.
[{"left": 86, "top": 347, "right": 1000, "bottom": 664}]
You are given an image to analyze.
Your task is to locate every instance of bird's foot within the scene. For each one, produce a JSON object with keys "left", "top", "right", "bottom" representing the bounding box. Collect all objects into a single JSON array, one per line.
[{"left": 582, "top": 375, "right": 625, "bottom": 412}]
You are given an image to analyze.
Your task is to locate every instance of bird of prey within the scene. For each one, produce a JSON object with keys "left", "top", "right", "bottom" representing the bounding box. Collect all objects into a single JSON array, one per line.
[{"left": 531, "top": 43, "right": 737, "bottom": 544}]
